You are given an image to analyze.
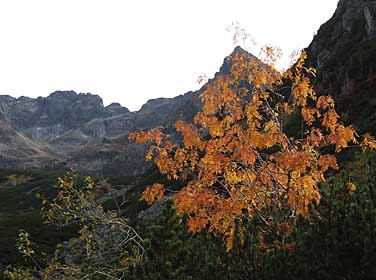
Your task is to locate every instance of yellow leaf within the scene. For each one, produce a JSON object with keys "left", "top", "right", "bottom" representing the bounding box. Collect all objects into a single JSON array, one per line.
[
  {"left": 347, "top": 182, "right": 356, "bottom": 193},
  {"left": 140, "top": 183, "right": 164, "bottom": 205}
]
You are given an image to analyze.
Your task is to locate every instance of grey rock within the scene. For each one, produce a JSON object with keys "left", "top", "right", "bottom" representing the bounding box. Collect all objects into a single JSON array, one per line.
[
  {"left": 0, "top": 47, "right": 262, "bottom": 175},
  {"left": 105, "top": 102, "right": 130, "bottom": 116},
  {"left": 306, "top": 0, "right": 376, "bottom": 132},
  {"left": 307, "top": 0, "right": 376, "bottom": 86}
]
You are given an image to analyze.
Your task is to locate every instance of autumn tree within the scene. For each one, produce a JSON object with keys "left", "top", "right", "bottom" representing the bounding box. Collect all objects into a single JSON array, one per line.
[{"left": 130, "top": 47, "right": 376, "bottom": 249}]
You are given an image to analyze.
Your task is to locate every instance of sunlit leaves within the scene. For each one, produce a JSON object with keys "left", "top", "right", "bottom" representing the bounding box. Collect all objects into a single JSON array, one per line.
[
  {"left": 322, "top": 110, "right": 339, "bottom": 130},
  {"left": 140, "top": 183, "right": 164, "bottom": 206},
  {"left": 301, "top": 107, "right": 318, "bottom": 126},
  {"left": 361, "top": 133, "right": 376, "bottom": 151},
  {"left": 130, "top": 48, "right": 376, "bottom": 249},
  {"left": 317, "top": 154, "right": 338, "bottom": 172},
  {"left": 129, "top": 128, "right": 164, "bottom": 146},
  {"left": 327, "top": 125, "right": 357, "bottom": 152},
  {"left": 288, "top": 175, "right": 320, "bottom": 216},
  {"left": 316, "top": 95, "right": 335, "bottom": 109},
  {"left": 175, "top": 120, "right": 204, "bottom": 149}
]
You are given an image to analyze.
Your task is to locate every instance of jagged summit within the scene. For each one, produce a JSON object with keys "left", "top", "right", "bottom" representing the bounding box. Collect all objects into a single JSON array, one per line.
[
  {"left": 231, "top": 45, "right": 248, "bottom": 55},
  {"left": 105, "top": 102, "right": 130, "bottom": 115},
  {"left": 0, "top": 46, "right": 253, "bottom": 174},
  {"left": 49, "top": 90, "right": 78, "bottom": 99}
]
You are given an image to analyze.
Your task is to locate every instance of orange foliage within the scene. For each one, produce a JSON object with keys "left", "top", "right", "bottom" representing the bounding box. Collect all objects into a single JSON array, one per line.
[
  {"left": 317, "top": 154, "right": 338, "bottom": 172},
  {"left": 361, "top": 133, "right": 376, "bottom": 151},
  {"left": 129, "top": 48, "right": 375, "bottom": 248},
  {"left": 347, "top": 182, "right": 357, "bottom": 192},
  {"left": 140, "top": 183, "right": 164, "bottom": 205}
]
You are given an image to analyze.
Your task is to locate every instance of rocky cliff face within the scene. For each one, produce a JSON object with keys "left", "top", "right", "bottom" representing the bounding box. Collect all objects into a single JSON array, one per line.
[
  {"left": 307, "top": 0, "right": 376, "bottom": 132},
  {"left": 0, "top": 89, "right": 202, "bottom": 175}
]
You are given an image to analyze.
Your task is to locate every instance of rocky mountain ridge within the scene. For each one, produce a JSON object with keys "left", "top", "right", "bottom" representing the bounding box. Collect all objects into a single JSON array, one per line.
[
  {"left": 1, "top": 0, "right": 376, "bottom": 175},
  {"left": 0, "top": 88, "right": 202, "bottom": 175},
  {"left": 0, "top": 45, "right": 256, "bottom": 175}
]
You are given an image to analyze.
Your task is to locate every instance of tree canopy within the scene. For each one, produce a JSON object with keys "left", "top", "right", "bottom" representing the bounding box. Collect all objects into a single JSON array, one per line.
[{"left": 130, "top": 48, "right": 376, "bottom": 249}]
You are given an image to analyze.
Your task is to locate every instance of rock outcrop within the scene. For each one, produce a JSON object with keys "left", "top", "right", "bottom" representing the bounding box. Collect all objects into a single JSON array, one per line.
[{"left": 306, "top": 0, "right": 376, "bottom": 132}]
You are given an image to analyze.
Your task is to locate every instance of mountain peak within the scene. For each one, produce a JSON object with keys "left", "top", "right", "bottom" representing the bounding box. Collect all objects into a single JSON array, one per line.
[
  {"left": 217, "top": 46, "right": 257, "bottom": 75},
  {"left": 231, "top": 46, "right": 247, "bottom": 55},
  {"left": 49, "top": 90, "right": 78, "bottom": 99}
]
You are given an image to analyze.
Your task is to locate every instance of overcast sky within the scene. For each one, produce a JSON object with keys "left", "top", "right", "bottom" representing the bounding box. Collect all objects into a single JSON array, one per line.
[{"left": 0, "top": 0, "right": 339, "bottom": 111}]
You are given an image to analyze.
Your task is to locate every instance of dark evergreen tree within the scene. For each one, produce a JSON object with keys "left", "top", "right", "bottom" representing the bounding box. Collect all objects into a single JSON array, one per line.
[
  {"left": 126, "top": 200, "right": 227, "bottom": 280},
  {"left": 267, "top": 152, "right": 376, "bottom": 280}
]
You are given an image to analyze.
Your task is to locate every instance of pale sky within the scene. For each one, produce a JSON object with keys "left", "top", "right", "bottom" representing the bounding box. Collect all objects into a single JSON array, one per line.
[{"left": 0, "top": 0, "right": 339, "bottom": 111}]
